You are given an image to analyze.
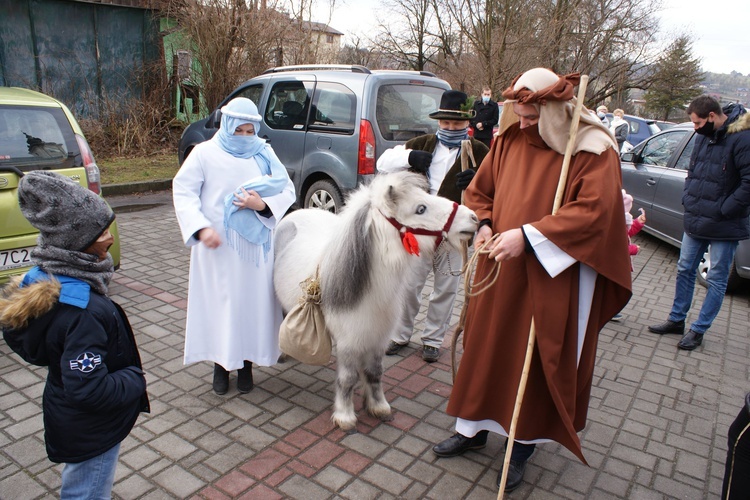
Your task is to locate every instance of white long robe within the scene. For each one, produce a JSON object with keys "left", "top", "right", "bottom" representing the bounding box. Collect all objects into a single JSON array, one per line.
[{"left": 173, "top": 140, "right": 296, "bottom": 369}]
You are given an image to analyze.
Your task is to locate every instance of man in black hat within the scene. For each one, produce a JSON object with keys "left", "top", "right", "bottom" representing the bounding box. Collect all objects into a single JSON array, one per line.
[{"left": 377, "top": 89, "right": 489, "bottom": 362}]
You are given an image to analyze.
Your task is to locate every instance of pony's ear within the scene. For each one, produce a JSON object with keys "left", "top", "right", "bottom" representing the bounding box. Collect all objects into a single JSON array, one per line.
[{"left": 384, "top": 183, "right": 401, "bottom": 213}]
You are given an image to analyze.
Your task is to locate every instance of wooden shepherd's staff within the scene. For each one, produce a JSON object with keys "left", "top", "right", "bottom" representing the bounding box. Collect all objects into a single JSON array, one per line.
[{"left": 496, "top": 74, "right": 590, "bottom": 499}]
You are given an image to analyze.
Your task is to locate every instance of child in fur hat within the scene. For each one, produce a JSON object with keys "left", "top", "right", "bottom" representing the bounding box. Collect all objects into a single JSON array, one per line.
[
  {"left": 0, "top": 171, "right": 149, "bottom": 499},
  {"left": 612, "top": 189, "right": 646, "bottom": 321}
]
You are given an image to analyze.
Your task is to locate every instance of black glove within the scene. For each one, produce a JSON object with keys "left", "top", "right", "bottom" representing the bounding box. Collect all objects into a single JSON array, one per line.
[
  {"left": 455, "top": 168, "right": 476, "bottom": 190},
  {"left": 408, "top": 150, "right": 433, "bottom": 175}
]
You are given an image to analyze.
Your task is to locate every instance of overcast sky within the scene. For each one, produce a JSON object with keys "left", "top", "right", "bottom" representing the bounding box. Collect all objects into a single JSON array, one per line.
[{"left": 313, "top": 0, "right": 749, "bottom": 76}]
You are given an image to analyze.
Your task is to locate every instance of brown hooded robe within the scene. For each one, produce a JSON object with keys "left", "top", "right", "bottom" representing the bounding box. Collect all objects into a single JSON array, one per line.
[{"left": 448, "top": 123, "right": 632, "bottom": 463}]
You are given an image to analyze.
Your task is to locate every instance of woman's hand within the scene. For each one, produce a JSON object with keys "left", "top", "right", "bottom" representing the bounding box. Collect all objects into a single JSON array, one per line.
[
  {"left": 198, "top": 227, "right": 221, "bottom": 249},
  {"left": 233, "top": 187, "right": 266, "bottom": 211}
]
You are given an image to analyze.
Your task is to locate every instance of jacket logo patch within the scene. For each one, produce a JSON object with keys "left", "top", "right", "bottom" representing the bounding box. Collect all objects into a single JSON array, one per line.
[{"left": 69, "top": 352, "right": 102, "bottom": 373}]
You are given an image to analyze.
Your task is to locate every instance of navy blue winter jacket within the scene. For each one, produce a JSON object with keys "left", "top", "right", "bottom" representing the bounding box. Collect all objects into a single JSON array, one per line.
[
  {"left": 683, "top": 104, "right": 750, "bottom": 240},
  {"left": 1, "top": 269, "right": 149, "bottom": 463}
]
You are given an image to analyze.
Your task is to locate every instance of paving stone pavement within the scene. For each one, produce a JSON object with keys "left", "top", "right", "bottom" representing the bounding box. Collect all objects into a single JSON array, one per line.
[{"left": 1, "top": 190, "right": 749, "bottom": 499}]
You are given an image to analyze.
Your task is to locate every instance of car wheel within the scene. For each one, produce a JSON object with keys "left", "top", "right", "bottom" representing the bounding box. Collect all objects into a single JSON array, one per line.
[
  {"left": 304, "top": 180, "right": 343, "bottom": 213},
  {"left": 697, "top": 249, "right": 743, "bottom": 293}
]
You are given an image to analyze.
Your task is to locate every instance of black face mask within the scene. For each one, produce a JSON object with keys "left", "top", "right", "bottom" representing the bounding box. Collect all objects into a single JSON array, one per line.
[{"left": 695, "top": 119, "right": 715, "bottom": 137}]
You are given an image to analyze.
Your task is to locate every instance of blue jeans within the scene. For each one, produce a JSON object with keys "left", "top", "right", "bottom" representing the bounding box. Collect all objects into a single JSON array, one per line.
[
  {"left": 668, "top": 233, "right": 738, "bottom": 334},
  {"left": 60, "top": 443, "right": 120, "bottom": 500}
]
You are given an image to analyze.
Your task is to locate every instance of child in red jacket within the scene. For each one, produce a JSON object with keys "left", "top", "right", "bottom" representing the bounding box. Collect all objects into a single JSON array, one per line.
[{"left": 612, "top": 190, "right": 646, "bottom": 321}]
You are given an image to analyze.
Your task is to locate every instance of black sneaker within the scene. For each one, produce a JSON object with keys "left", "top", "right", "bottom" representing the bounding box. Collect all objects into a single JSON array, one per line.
[
  {"left": 422, "top": 345, "right": 440, "bottom": 362},
  {"left": 385, "top": 340, "right": 407, "bottom": 356}
]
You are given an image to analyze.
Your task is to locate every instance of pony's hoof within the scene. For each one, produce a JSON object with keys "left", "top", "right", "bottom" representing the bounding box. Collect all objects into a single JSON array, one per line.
[
  {"left": 333, "top": 414, "right": 357, "bottom": 432},
  {"left": 367, "top": 403, "right": 392, "bottom": 421}
]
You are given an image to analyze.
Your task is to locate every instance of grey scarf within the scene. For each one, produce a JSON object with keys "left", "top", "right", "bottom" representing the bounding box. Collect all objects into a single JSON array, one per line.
[{"left": 32, "top": 245, "right": 114, "bottom": 296}]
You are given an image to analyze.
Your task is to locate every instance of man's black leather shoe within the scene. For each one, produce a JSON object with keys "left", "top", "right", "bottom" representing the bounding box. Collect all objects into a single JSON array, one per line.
[
  {"left": 433, "top": 431, "right": 489, "bottom": 457},
  {"left": 648, "top": 319, "right": 685, "bottom": 335},
  {"left": 496, "top": 459, "right": 527, "bottom": 492},
  {"left": 678, "top": 329, "right": 704, "bottom": 350}
]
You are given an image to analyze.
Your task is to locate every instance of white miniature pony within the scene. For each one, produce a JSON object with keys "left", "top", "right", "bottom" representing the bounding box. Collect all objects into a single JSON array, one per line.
[{"left": 273, "top": 171, "right": 478, "bottom": 431}]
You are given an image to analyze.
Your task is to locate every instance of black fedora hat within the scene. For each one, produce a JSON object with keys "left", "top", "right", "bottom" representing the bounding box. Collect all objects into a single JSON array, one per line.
[{"left": 429, "top": 90, "right": 476, "bottom": 120}]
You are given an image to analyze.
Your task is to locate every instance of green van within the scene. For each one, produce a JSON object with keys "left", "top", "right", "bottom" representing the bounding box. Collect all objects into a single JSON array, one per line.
[{"left": 0, "top": 87, "right": 120, "bottom": 285}]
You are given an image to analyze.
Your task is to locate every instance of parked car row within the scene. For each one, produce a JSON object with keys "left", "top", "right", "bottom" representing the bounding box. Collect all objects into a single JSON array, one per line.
[
  {"left": 178, "top": 65, "right": 452, "bottom": 213},
  {"left": 606, "top": 113, "right": 675, "bottom": 150},
  {"left": 0, "top": 87, "right": 120, "bottom": 285},
  {"left": 620, "top": 122, "right": 750, "bottom": 292}
]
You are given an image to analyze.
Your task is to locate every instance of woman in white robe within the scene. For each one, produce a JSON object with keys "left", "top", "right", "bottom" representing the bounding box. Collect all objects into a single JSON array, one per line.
[{"left": 173, "top": 97, "right": 296, "bottom": 394}]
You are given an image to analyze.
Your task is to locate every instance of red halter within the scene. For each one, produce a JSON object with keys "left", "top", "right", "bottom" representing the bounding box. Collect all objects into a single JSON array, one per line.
[{"left": 382, "top": 202, "right": 460, "bottom": 256}]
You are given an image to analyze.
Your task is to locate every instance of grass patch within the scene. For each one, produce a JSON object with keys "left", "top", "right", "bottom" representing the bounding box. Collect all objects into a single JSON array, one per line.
[{"left": 98, "top": 150, "right": 180, "bottom": 185}]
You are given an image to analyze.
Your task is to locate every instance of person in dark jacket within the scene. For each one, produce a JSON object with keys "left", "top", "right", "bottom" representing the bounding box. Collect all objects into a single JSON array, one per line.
[
  {"left": 470, "top": 86, "right": 500, "bottom": 148},
  {"left": 649, "top": 96, "right": 750, "bottom": 350},
  {"left": 0, "top": 171, "right": 149, "bottom": 499},
  {"left": 377, "top": 89, "right": 489, "bottom": 362},
  {"left": 722, "top": 391, "right": 750, "bottom": 499}
]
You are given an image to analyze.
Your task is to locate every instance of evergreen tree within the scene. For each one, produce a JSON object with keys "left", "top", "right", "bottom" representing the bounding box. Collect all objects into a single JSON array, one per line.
[{"left": 644, "top": 35, "right": 704, "bottom": 121}]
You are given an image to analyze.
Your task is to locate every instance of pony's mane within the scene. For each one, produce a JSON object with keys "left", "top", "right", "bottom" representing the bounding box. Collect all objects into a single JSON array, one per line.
[
  {"left": 320, "top": 171, "right": 429, "bottom": 311},
  {"left": 322, "top": 198, "right": 372, "bottom": 311}
]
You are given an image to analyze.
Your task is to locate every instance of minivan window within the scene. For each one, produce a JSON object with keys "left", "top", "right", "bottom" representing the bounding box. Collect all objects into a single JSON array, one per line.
[
  {"left": 235, "top": 84, "right": 263, "bottom": 108},
  {"left": 0, "top": 106, "right": 75, "bottom": 167},
  {"left": 376, "top": 84, "right": 443, "bottom": 141},
  {"left": 264, "top": 81, "right": 314, "bottom": 131},
  {"left": 308, "top": 82, "right": 356, "bottom": 134}
]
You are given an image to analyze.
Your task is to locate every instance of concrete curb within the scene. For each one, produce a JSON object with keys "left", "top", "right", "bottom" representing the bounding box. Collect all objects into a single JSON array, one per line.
[{"left": 102, "top": 179, "right": 173, "bottom": 197}]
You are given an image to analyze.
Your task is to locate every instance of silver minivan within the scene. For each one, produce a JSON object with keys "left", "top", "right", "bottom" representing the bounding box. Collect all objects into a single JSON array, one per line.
[
  {"left": 620, "top": 123, "right": 750, "bottom": 292},
  {"left": 178, "top": 65, "right": 451, "bottom": 212}
]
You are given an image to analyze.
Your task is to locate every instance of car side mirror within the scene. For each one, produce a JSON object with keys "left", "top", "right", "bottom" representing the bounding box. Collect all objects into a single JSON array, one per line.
[{"left": 621, "top": 151, "right": 637, "bottom": 163}]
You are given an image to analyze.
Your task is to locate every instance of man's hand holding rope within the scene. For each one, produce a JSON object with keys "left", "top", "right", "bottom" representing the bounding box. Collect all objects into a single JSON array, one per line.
[{"left": 477, "top": 226, "right": 525, "bottom": 262}]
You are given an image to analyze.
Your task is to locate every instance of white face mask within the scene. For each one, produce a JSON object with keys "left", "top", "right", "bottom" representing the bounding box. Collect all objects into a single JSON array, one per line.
[{"left": 482, "top": 96, "right": 490, "bottom": 104}]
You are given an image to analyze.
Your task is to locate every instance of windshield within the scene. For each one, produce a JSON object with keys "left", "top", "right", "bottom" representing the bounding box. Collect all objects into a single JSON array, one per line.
[
  {"left": 0, "top": 106, "right": 77, "bottom": 169},
  {"left": 376, "top": 84, "right": 445, "bottom": 141}
]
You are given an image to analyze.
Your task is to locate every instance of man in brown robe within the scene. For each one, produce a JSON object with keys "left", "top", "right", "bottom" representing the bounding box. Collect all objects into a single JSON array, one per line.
[{"left": 432, "top": 68, "right": 632, "bottom": 492}]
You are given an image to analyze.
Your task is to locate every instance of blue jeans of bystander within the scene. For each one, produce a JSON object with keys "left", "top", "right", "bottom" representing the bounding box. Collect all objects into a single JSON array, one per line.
[
  {"left": 60, "top": 443, "right": 120, "bottom": 500},
  {"left": 668, "top": 233, "right": 738, "bottom": 334}
]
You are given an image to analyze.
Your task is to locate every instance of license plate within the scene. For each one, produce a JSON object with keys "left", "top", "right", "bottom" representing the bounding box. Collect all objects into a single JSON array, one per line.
[{"left": 0, "top": 246, "right": 34, "bottom": 272}]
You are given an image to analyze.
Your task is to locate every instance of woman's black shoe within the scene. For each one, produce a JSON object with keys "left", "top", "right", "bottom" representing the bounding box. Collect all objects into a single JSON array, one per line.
[
  {"left": 213, "top": 363, "right": 229, "bottom": 395},
  {"left": 433, "top": 431, "right": 489, "bottom": 457},
  {"left": 237, "top": 361, "right": 254, "bottom": 393}
]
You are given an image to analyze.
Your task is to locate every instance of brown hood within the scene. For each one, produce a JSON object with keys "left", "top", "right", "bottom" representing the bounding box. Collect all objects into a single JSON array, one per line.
[{"left": 0, "top": 276, "right": 61, "bottom": 330}]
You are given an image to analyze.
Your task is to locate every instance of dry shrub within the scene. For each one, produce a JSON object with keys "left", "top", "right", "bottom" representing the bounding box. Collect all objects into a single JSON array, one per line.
[{"left": 80, "top": 63, "right": 184, "bottom": 158}]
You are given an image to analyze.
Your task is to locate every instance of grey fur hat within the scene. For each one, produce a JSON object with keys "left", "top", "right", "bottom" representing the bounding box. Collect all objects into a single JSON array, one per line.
[{"left": 17, "top": 171, "right": 115, "bottom": 252}]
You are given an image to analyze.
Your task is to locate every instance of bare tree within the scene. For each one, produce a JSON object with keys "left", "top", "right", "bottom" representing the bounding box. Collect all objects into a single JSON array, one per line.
[{"left": 373, "top": 0, "right": 442, "bottom": 71}]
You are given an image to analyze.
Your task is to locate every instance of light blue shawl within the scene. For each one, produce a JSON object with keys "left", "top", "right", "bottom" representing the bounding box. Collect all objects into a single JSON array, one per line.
[{"left": 215, "top": 98, "right": 289, "bottom": 263}]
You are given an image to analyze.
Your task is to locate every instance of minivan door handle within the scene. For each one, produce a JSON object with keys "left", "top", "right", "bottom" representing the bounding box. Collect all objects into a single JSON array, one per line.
[
  {"left": 260, "top": 135, "right": 271, "bottom": 143},
  {"left": 646, "top": 178, "right": 657, "bottom": 186}
]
